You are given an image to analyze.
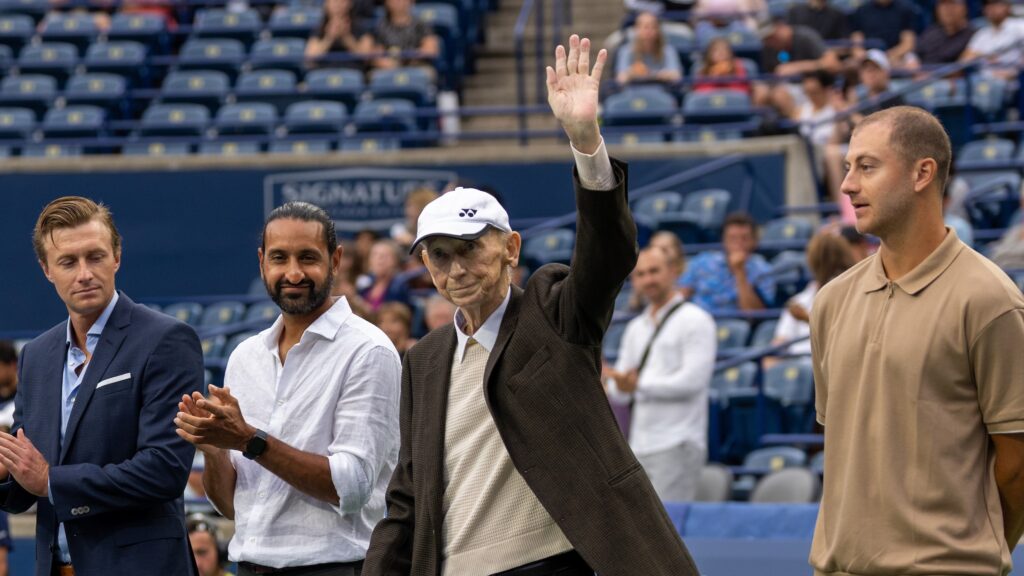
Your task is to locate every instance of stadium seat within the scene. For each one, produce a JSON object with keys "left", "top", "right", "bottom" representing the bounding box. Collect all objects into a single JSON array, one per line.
[
  {"left": 604, "top": 131, "right": 665, "bottom": 146},
  {"left": 216, "top": 102, "right": 277, "bottom": 136},
  {"left": 84, "top": 41, "right": 149, "bottom": 86},
  {"left": 0, "top": 14, "right": 33, "bottom": 53},
  {"left": 39, "top": 12, "right": 98, "bottom": 53},
  {"left": 268, "top": 5, "right": 322, "bottom": 38},
  {"left": 163, "top": 302, "right": 203, "bottom": 325},
  {"left": 970, "top": 76, "right": 1008, "bottom": 118},
  {"left": 352, "top": 98, "right": 418, "bottom": 134},
  {"left": 761, "top": 217, "right": 814, "bottom": 248},
  {"left": 750, "top": 320, "right": 778, "bottom": 348},
  {"left": 0, "top": 74, "right": 58, "bottom": 118},
  {"left": 769, "top": 250, "right": 809, "bottom": 305},
  {"left": 224, "top": 331, "right": 258, "bottom": 359},
  {"left": 244, "top": 300, "right": 279, "bottom": 323},
  {"left": 0, "top": 43, "right": 10, "bottom": 69},
  {"left": 284, "top": 100, "right": 346, "bottom": 134},
  {"left": 201, "top": 334, "right": 227, "bottom": 358},
  {"left": 744, "top": 445, "right": 807, "bottom": 471},
  {"left": 199, "top": 140, "right": 263, "bottom": 155},
  {"left": 65, "top": 73, "right": 127, "bottom": 116},
  {"left": 603, "top": 87, "right": 678, "bottom": 132},
  {"left": 107, "top": 13, "right": 168, "bottom": 53},
  {"left": 305, "top": 68, "right": 365, "bottom": 112},
  {"left": 955, "top": 138, "right": 1015, "bottom": 169},
  {"left": 42, "top": 105, "right": 105, "bottom": 139},
  {"left": 632, "top": 188, "right": 731, "bottom": 244},
  {"left": 683, "top": 90, "right": 755, "bottom": 125},
  {"left": 161, "top": 70, "right": 230, "bottom": 113},
  {"left": 963, "top": 172, "right": 1022, "bottom": 230},
  {"left": 194, "top": 9, "right": 262, "bottom": 46},
  {"left": 810, "top": 451, "right": 825, "bottom": 474},
  {"left": 906, "top": 80, "right": 953, "bottom": 110},
  {"left": 711, "top": 362, "right": 758, "bottom": 395},
  {"left": 338, "top": 136, "right": 400, "bottom": 152},
  {"left": 414, "top": 3, "right": 461, "bottom": 80},
  {"left": 0, "top": 0, "right": 48, "bottom": 21},
  {"left": 716, "top": 319, "right": 750, "bottom": 353},
  {"left": 178, "top": 38, "right": 247, "bottom": 80},
  {"left": 684, "top": 188, "right": 732, "bottom": 234},
  {"left": 200, "top": 301, "right": 247, "bottom": 326},
  {"left": 249, "top": 38, "right": 306, "bottom": 75},
  {"left": 270, "top": 138, "right": 333, "bottom": 154},
  {"left": 602, "top": 318, "right": 629, "bottom": 364},
  {"left": 522, "top": 227, "right": 575, "bottom": 268},
  {"left": 368, "top": 67, "right": 436, "bottom": 108},
  {"left": 0, "top": 106, "right": 35, "bottom": 139},
  {"left": 235, "top": 69, "right": 299, "bottom": 114},
  {"left": 18, "top": 42, "right": 78, "bottom": 86},
  {"left": 20, "top": 143, "right": 83, "bottom": 157},
  {"left": 696, "top": 27, "right": 762, "bottom": 61},
  {"left": 831, "top": 0, "right": 866, "bottom": 13},
  {"left": 140, "top": 103, "right": 210, "bottom": 137},
  {"left": 764, "top": 358, "right": 815, "bottom": 433},
  {"left": 0, "top": 144, "right": 10, "bottom": 158},
  {"left": 750, "top": 468, "right": 820, "bottom": 503},
  {"left": 122, "top": 141, "right": 192, "bottom": 156},
  {"left": 695, "top": 463, "right": 734, "bottom": 502}
]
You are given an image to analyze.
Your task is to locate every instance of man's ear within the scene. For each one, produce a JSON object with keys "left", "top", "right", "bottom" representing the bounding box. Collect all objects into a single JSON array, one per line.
[
  {"left": 505, "top": 232, "right": 522, "bottom": 268},
  {"left": 257, "top": 247, "right": 265, "bottom": 280},
  {"left": 914, "top": 157, "right": 938, "bottom": 194},
  {"left": 38, "top": 259, "right": 53, "bottom": 284}
]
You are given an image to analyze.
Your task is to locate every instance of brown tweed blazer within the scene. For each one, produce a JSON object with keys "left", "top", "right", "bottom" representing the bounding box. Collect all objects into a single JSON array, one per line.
[{"left": 363, "top": 159, "right": 700, "bottom": 576}]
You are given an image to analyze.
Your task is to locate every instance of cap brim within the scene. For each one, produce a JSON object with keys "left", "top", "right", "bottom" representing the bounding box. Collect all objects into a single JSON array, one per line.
[{"left": 409, "top": 225, "right": 491, "bottom": 254}]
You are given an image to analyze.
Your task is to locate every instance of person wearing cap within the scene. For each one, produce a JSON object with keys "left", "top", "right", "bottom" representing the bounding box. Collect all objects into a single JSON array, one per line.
[
  {"left": 363, "top": 34, "right": 701, "bottom": 576},
  {"left": 849, "top": 0, "right": 917, "bottom": 68},
  {"left": 916, "top": 0, "right": 976, "bottom": 65},
  {"left": 187, "top": 515, "right": 230, "bottom": 576},
  {"left": 174, "top": 201, "right": 401, "bottom": 576},
  {"left": 960, "top": 0, "right": 1024, "bottom": 80}
]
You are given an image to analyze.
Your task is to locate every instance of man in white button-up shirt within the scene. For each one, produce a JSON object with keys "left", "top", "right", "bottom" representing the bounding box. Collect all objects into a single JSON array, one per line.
[
  {"left": 606, "top": 246, "right": 717, "bottom": 502},
  {"left": 175, "top": 202, "right": 401, "bottom": 576}
]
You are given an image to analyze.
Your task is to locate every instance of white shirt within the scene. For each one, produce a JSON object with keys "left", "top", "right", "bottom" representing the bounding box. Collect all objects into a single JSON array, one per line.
[
  {"left": 607, "top": 294, "right": 718, "bottom": 455},
  {"left": 966, "top": 17, "right": 1024, "bottom": 67},
  {"left": 798, "top": 103, "right": 836, "bottom": 147},
  {"left": 773, "top": 282, "right": 816, "bottom": 356},
  {"left": 224, "top": 296, "right": 401, "bottom": 568}
]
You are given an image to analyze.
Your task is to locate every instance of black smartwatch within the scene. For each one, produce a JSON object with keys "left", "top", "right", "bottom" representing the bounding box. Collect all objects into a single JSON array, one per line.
[{"left": 243, "top": 429, "right": 269, "bottom": 460}]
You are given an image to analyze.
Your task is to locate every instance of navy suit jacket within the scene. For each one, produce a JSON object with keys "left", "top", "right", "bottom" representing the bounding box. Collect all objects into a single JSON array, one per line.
[{"left": 1, "top": 292, "right": 203, "bottom": 576}]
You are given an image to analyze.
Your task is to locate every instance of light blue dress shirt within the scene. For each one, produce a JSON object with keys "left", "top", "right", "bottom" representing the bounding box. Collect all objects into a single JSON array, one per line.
[{"left": 52, "top": 292, "right": 119, "bottom": 563}]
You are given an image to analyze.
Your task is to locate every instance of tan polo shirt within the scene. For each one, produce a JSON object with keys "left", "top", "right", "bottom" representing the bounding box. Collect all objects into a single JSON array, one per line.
[{"left": 809, "top": 228, "right": 1024, "bottom": 576}]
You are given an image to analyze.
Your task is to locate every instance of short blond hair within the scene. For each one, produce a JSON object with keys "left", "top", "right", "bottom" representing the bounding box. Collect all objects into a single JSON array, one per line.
[
  {"left": 33, "top": 196, "right": 121, "bottom": 262},
  {"left": 855, "top": 106, "right": 952, "bottom": 194}
]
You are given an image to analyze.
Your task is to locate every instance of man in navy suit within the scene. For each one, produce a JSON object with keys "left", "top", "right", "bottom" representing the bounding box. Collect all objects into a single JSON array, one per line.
[{"left": 0, "top": 196, "right": 203, "bottom": 576}]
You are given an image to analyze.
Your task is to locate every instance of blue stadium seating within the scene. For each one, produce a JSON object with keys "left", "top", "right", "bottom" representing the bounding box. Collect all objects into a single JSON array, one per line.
[
  {"left": 750, "top": 319, "right": 778, "bottom": 348},
  {"left": 268, "top": 6, "right": 322, "bottom": 38},
  {"left": 0, "top": 74, "right": 58, "bottom": 118},
  {"left": 810, "top": 451, "right": 825, "bottom": 474},
  {"left": 215, "top": 102, "right": 277, "bottom": 136},
  {"left": 604, "top": 131, "right": 666, "bottom": 146},
  {"left": 352, "top": 98, "right": 418, "bottom": 134},
  {"left": 761, "top": 217, "right": 815, "bottom": 248},
  {"left": 369, "top": 67, "right": 436, "bottom": 108},
  {"left": 414, "top": 3, "right": 461, "bottom": 80},
  {"left": 224, "top": 330, "right": 258, "bottom": 359},
  {"left": 0, "top": 14, "right": 33, "bottom": 53},
  {"left": 683, "top": 90, "right": 755, "bottom": 125},
  {"left": 39, "top": 12, "right": 99, "bottom": 54},
  {"left": 121, "top": 141, "right": 192, "bottom": 156},
  {"left": 201, "top": 334, "right": 226, "bottom": 358},
  {"left": 744, "top": 445, "right": 807, "bottom": 471},
  {"left": 161, "top": 70, "right": 230, "bottom": 113},
  {"left": 18, "top": 42, "right": 78, "bottom": 86},
  {"left": 84, "top": 41, "right": 149, "bottom": 86},
  {"left": 20, "top": 143, "right": 82, "bottom": 157},
  {"left": 250, "top": 37, "right": 306, "bottom": 75},
  {"left": 235, "top": 69, "right": 298, "bottom": 114},
  {"left": 632, "top": 188, "right": 731, "bottom": 243},
  {"left": 712, "top": 361, "right": 758, "bottom": 394},
  {"left": 338, "top": 136, "right": 401, "bottom": 152},
  {"left": 65, "top": 73, "right": 127, "bottom": 116},
  {"left": 0, "top": 43, "right": 10, "bottom": 68},
  {"left": 199, "top": 140, "right": 263, "bottom": 155},
  {"left": 0, "top": 0, "right": 48, "bottom": 21},
  {"left": 769, "top": 250, "right": 810, "bottom": 305},
  {"left": 140, "top": 103, "right": 210, "bottom": 137},
  {"left": 178, "top": 38, "right": 247, "bottom": 80},
  {"left": 956, "top": 138, "right": 1015, "bottom": 169},
  {"left": 107, "top": 13, "right": 168, "bottom": 53},
  {"left": 716, "top": 319, "right": 751, "bottom": 353},
  {"left": 162, "top": 302, "right": 203, "bottom": 325},
  {"left": 602, "top": 318, "right": 629, "bottom": 364},
  {"left": 603, "top": 87, "right": 678, "bottom": 131},
  {"left": 963, "top": 172, "right": 1022, "bottom": 229},
  {"left": 764, "top": 358, "right": 815, "bottom": 433},
  {"left": 284, "top": 100, "right": 346, "bottom": 134},
  {"left": 0, "top": 106, "right": 34, "bottom": 139},
  {"left": 243, "top": 300, "right": 279, "bottom": 323},
  {"left": 305, "top": 68, "right": 365, "bottom": 112},
  {"left": 194, "top": 9, "right": 262, "bottom": 46},
  {"left": 522, "top": 227, "right": 575, "bottom": 268},
  {"left": 42, "top": 105, "right": 105, "bottom": 139},
  {"left": 270, "top": 138, "right": 333, "bottom": 154},
  {"left": 200, "top": 301, "right": 247, "bottom": 326}
]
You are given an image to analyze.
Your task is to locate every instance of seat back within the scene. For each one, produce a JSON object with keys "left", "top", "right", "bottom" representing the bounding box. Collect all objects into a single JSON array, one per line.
[
  {"left": 695, "top": 463, "right": 734, "bottom": 502},
  {"left": 749, "top": 467, "right": 821, "bottom": 503}
]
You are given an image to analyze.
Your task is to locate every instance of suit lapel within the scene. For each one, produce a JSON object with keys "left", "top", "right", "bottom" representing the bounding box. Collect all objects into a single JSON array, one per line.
[
  {"left": 420, "top": 325, "right": 455, "bottom": 559},
  {"left": 482, "top": 285, "right": 523, "bottom": 403},
  {"left": 60, "top": 294, "right": 133, "bottom": 463},
  {"left": 38, "top": 328, "right": 68, "bottom": 465}
]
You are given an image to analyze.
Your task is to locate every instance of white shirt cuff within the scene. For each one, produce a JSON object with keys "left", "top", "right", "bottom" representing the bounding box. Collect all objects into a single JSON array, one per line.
[{"left": 571, "top": 138, "right": 615, "bottom": 192}]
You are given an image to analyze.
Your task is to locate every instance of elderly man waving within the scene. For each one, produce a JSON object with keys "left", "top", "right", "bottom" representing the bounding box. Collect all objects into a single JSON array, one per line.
[{"left": 362, "top": 35, "right": 701, "bottom": 576}]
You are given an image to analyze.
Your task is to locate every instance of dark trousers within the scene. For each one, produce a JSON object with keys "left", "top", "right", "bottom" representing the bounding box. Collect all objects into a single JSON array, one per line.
[
  {"left": 490, "top": 551, "right": 594, "bottom": 576},
  {"left": 236, "top": 561, "right": 363, "bottom": 576}
]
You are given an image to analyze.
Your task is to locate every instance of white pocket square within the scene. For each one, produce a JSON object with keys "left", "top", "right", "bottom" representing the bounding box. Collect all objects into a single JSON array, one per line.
[{"left": 96, "top": 373, "right": 131, "bottom": 389}]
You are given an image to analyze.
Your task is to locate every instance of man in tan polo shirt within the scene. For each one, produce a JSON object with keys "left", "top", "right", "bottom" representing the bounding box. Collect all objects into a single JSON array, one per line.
[{"left": 810, "top": 106, "right": 1024, "bottom": 575}]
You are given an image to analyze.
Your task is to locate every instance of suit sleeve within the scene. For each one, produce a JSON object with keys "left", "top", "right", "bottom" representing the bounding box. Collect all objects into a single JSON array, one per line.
[
  {"left": 363, "top": 353, "right": 416, "bottom": 575},
  {"left": 0, "top": 345, "right": 41, "bottom": 514},
  {"left": 47, "top": 323, "right": 202, "bottom": 523},
  {"left": 558, "top": 157, "right": 638, "bottom": 346}
]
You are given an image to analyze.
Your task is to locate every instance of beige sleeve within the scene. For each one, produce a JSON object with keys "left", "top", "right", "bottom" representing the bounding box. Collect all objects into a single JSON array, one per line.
[
  {"left": 972, "top": 308, "right": 1024, "bottom": 434},
  {"left": 810, "top": 297, "right": 829, "bottom": 426}
]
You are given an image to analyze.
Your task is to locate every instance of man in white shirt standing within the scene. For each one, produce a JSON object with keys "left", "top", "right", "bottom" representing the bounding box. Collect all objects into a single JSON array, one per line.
[
  {"left": 175, "top": 202, "right": 401, "bottom": 576},
  {"left": 606, "top": 246, "right": 717, "bottom": 502},
  {"left": 960, "top": 0, "right": 1024, "bottom": 79}
]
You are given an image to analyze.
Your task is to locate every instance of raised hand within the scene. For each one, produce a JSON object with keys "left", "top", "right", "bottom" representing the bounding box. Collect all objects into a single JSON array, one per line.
[
  {"left": 175, "top": 386, "right": 256, "bottom": 453},
  {"left": 0, "top": 429, "right": 49, "bottom": 497},
  {"left": 546, "top": 34, "right": 607, "bottom": 155}
]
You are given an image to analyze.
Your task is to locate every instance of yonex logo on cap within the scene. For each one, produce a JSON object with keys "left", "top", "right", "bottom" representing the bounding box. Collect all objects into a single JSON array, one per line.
[{"left": 459, "top": 209, "right": 478, "bottom": 218}]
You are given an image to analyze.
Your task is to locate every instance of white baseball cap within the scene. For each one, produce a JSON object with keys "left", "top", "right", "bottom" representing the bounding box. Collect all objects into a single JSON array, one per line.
[
  {"left": 862, "top": 49, "right": 890, "bottom": 72},
  {"left": 411, "top": 187, "right": 512, "bottom": 253}
]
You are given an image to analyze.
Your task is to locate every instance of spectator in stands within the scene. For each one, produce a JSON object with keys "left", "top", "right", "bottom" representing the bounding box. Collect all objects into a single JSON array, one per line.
[
  {"left": 375, "top": 301, "right": 417, "bottom": 357},
  {"left": 776, "top": 70, "right": 838, "bottom": 147},
  {"left": 810, "top": 106, "right": 1024, "bottom": 576},
  {"left": 359, "top": 239, "right": 411, "bottom": 311},
  {"left": 787, "top": 0, "right": 848, "bottom": 41},
  {"left": 305, "top": 0, "right": 371, "bottom": 68},
  {"left": 41, "top": 3, "right": 112, "bottom": 33},
  {"left": 615, "top": 11, "right": 683, "bottom": 86},
  {"left": 916, "top": 0, "right": 976, "bottom": 65},
  {"left": 989, "top": 194, "right": 1024, "bottom": 269},
  {"left": 629, "top": 230, "right": 688, "bottom": 311},
  {"left": 680, "top": 212, "right": 776, "bottom": 310},
  {"left": 120, "top": 0, "right": 178, "bottom": 29},
  {"left": 769, "top": 231, "right": 854, "bottom": 359},
  {"left": 692, "top": 0, "right": 767, "bottom": 31},
  {"left": 187, "top": 514, "right": 229, "bottom": 576},
  {"left": 391, "top": 187, "right": 439, "bottom": 250},
  {"left": 693, "top": 37, "right": 750, "bottom": 93},
  {"left": 606, "top": 246, "right": 717, "bottom": 502},
  {"left": 176, "top": 202, "right": 400, "bottom": 576},
  {"left": 423, "top": 293, "right": 456, "bottom": 331},
  {"left": 368, "top": 0, "right": 441, "bottom": 71},
  {"left": 0, "top": 342, "right": 16, "bottom": 433},
  {"left": 353, "top": 229, "right": 379, "bottom": 276},
  {"left": 332, "top": 239, "right": 373, "bottom": 319},
  {"left": 758, "top": 18, "right": 841, "bottom": 76},
  {"left": 959, "top": 0, "right": 1024, "bottom": 80},
  {"left": 849, "top": 0, "right": 918, "bottom": 69}
]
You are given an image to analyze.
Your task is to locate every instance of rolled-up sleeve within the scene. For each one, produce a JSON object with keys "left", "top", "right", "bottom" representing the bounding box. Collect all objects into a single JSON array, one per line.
[{"left": 328, "top": 345, "right": 401, "bottom": 513}]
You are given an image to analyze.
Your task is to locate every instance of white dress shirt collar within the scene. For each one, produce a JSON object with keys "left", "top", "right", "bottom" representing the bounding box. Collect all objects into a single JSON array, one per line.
[
  {"left": 454, "top": 288, "right": 511, "bottom": 363},
  {"left": 260, "top": 296, "right": 354, "bottom": 356},
  {"left": 646, "top": 292, "right": 685, "bottom": 324}
]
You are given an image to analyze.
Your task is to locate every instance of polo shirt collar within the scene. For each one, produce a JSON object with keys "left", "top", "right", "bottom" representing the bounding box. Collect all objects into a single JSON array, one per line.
[
  {"left": 454, "top": 287, "right": 511, "bottom": 363},
  {"left": 861, "top": 227, "right": 963, "bottom": 295}
]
